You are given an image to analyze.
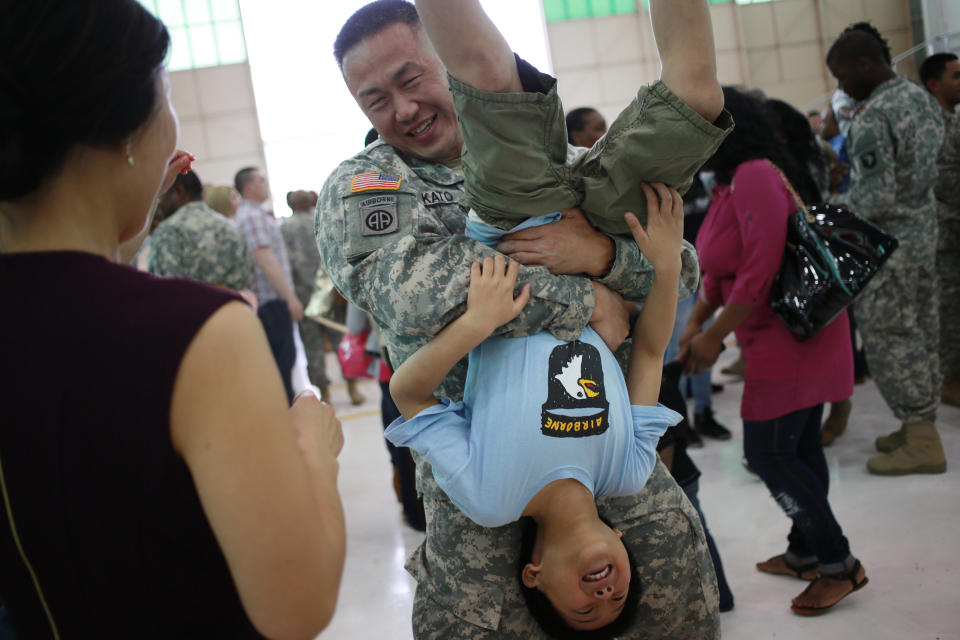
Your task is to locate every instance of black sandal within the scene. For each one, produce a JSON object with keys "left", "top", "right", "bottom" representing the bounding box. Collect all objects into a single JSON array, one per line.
[{"left": 791, "top": 559, "right": 869, "bottom": 616}]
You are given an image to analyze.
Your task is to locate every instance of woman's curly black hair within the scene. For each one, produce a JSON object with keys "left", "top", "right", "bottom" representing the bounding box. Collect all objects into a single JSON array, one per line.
[
  {"left": 704, "top": 86, "right": 822, "bottom": 205},
  {"left": 765, "top": 98, "right": 826, "bottom": 204}
]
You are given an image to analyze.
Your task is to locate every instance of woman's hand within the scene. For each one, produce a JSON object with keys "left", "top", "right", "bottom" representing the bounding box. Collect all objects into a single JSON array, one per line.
[
  {"left": 290, "top": 392, "right": 344, "bottom": 467},
  {"left": 681, "top": 331, "right": 724, "bottom": 375},
  {"left": 160, "top": 150, "right": 196, "bottom": 195},
  {"left": 465, "top": 255, "right": 531, "bottom": 333}
]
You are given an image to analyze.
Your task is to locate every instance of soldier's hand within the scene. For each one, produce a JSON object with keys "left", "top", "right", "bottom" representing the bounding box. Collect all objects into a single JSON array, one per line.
[
  {"left": 287, "top": 296, "right": 304, "bottom": 323},
  {"left": 589, "top": 282, "right": 629, "bottom": 352},
  {"left": 497, "top": 207, "right": 615, "bottom": 277}
]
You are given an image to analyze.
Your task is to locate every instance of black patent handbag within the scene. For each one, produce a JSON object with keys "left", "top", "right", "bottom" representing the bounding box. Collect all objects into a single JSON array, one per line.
[{"left": 766, "top": 164, "right": 899, "bottom": 340}]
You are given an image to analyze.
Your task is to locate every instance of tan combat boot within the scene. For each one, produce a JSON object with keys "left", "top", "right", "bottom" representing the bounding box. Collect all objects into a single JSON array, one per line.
[
  {"left": 319, "top": 386, "right": 331, "bottom": 404},
  {"left": 867, "top": 420, "right": 947, "bottom": 475},
  {"left": 874, "top": 424, "right": 906, "bottom": 453},
  {"left": 941, "top": 375, "right": 960, "bottom": 407},
  {"left": 822, "top": 399, "right": 852, "bottom": 446},
  {"left": 346, "top": 379, "right": 366, "bottom": 406}
]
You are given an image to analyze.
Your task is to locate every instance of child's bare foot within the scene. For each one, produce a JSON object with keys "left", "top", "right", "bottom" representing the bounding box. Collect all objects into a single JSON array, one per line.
[{"left": 790, "top": 560, "right": 868, "bottom": 616}]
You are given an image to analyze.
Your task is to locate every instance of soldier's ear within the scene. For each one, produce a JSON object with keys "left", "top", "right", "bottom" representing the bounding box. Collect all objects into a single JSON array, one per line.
[{"left": 522, "top": 563, "right": 541, "bottom": 588}]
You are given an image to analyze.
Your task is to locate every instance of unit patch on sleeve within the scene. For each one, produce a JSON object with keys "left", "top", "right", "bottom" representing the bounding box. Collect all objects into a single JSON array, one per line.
[
  {"left": 540, "top": 340, "right": 610, "bottom": 438},
  {"left": 350, "top": 172, "right": 402, "bottom": 193},
  {"left": 359, "top": 195, "right": 400, "bottom": 237}
]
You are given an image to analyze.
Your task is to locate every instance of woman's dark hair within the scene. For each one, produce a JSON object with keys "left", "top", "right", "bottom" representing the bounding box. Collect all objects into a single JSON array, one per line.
[
  {"left": 765, "top": 99, "right": 826, "bottom": 204},
  {"left": 518, "top": 517, "right": 641, "bottom": 639},
  {"left": 565, "top": 108, "right": 599, "bottom": 144},
  {"left": 705, "top": 87, "right": 821, "bottom": 205},
  {"left": 0, "top": 0, "right": 170, "bottom": 201}
]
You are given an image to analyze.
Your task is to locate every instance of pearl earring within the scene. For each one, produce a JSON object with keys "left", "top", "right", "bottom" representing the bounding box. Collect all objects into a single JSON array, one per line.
[{"left": 126, "top": 142, "right": 135, "bottom": 167}]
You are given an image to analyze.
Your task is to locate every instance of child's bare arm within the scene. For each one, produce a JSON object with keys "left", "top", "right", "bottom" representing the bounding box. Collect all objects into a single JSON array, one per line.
[
  {"left": 390, "top": 255, "right": 531, "bottom": 420},
  {"left": 651, "top": 0, "right": 723, "bottom": 122},
  {"left": 414, "top": 0, "right": 521, "bottom": 93},
  {"left": 624, "top": 183, "right": 683, "bottom": 406}
]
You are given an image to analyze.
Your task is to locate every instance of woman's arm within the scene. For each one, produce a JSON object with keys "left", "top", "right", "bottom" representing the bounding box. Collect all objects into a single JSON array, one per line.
[
  {"left": 170, "top": 301, "right": 345, "bottom": 640},
  {"left": 389, "top": 255, "right": 531, "bottom": 420}
]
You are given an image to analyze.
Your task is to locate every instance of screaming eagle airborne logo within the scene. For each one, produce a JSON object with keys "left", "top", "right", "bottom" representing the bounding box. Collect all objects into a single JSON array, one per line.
[{"left": 540, "top": 341, "right": 610, "bottom": 438}]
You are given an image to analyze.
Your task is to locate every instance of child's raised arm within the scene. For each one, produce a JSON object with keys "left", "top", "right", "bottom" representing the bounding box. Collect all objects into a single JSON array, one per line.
[
  {"left": 389, "top": 255, "right": 531, "bottom": 420},
  {"left": 624, "top": 183, "right": 684, "bottom": 405}
]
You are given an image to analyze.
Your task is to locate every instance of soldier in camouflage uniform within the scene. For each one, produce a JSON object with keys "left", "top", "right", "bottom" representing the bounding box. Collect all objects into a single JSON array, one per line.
[
  {"left": 920, "top": 53, "right": 960, "bottom": 406},
  {"left": 149, "top": 169, "right": 254, "bottom": 291},
  {"left": 318, "top": 1, "right": 724, "bottom": 637},
  {"left": 282, "top": 190, "right": 342, "bottom": 402},
  {"left": 827, "top": 28, "right": 947, "bottom": 475}
]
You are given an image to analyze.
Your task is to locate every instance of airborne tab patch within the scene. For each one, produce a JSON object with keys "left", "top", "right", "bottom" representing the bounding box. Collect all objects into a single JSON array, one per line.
[
  {"left": 351, "top": 172, "right": 402, "bottom": 193},
  {"left": 359, "top": 195, "right": 399, "bottom": 237}
]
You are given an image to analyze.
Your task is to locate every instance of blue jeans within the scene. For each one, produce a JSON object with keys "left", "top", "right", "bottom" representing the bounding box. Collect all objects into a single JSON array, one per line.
[
  {"left": 665, "top": 293, "right": 712, "bottom": 415},
  {"left": 258, "top": 299, "right": 296, "bottom": 404},
  {"left": 743, "top": 405, "right": 851, "bottom": 567}
]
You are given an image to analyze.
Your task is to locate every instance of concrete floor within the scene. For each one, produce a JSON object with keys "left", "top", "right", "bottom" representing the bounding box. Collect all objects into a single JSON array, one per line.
[{"left": 318, "top": 347, "right": 960, "bottom": 639}]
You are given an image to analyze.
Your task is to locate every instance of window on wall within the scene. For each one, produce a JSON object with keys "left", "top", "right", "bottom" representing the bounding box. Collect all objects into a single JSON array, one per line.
[
  {"left": 138, "top": 0, "right": 247, "bottom": 71},
  {"left": 542, "top": 0, "right": 638, "bottom": 23}
]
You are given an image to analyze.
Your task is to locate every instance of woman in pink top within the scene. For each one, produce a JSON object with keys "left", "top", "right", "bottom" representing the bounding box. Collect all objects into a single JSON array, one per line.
[{"left": 679, "top": 87, "right": 868, "bottom": 616}]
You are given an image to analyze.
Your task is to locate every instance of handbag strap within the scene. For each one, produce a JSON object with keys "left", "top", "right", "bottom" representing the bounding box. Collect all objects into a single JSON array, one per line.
[{"left": 763, "top": 160, "right": 815, "bottom": 223}]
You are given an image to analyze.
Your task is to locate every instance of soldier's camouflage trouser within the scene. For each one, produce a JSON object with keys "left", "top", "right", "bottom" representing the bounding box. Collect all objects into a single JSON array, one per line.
[{"left": 855, "top": 261, "right": 941, "bottom": 422}]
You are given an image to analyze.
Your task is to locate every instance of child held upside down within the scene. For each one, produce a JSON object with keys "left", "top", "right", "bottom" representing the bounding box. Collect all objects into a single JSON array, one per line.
[{"left": 386, "top": 183, "right": 686, "bottom": 635}]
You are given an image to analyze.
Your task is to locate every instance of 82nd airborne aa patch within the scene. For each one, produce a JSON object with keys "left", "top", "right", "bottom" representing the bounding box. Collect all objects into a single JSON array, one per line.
[{"left": 358, "top": 195, "right": 399, "bottom": 237}]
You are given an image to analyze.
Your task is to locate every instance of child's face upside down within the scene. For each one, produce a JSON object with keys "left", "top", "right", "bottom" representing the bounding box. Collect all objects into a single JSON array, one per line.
[{"left": 523, "top": 523, "right": 632, "bottom": 630}]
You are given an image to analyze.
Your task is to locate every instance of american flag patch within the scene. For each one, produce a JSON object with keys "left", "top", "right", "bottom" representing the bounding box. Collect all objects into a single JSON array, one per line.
[{"left": 350, "top": 173, "right": 402, "bottom": 193}]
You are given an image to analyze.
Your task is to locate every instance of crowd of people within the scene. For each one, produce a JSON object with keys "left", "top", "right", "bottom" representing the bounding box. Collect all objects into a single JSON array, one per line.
[{"left": 1, "top": 0, "right": 956, "bottom": 638}]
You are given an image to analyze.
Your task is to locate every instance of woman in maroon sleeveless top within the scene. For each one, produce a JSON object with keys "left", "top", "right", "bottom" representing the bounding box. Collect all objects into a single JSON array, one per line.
[{"left": 0, "top": 2, "right": 346, "bottom": 638}]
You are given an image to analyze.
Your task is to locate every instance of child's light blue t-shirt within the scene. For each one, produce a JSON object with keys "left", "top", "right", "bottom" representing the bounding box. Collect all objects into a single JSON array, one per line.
[{"left": 385, "top": 326, "right": 681, "bottom": 527}]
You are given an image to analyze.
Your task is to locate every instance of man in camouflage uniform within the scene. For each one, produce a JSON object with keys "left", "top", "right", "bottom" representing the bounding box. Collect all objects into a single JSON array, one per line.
[
  {"left": 920, "top": 53, "right": 960, "bottom": 406},
  {"left": 282, "top": 189, "right": 340, "bottom": 403},
  {"left": 317, "top": 1, "right": 726, "bottom": 637},
  {"left": 827, "top": 28, "right": 946, "bottom": 475},
  {"left": 149, "top": 169, "right": 254, "bottom": 291}
]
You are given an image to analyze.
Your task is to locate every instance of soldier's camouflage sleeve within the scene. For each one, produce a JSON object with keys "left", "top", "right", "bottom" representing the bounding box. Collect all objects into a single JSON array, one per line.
[
  {"left": 846, "top": 110, "right": 897, "bottom": 224},
  {"left": 599, "top": 237, "right": 699, "bottom": 301},
  {"left": 146, "top": 224, "right": 185, "bottom": 279},
  {"left": 937, "top": 113, "right": 960, "bottom": 211},
  {"left": 317, "top": 162, "right": 595, "bottom": 343},
  {"left": 224, "top": 227, "right": 255, "bottom": 291}
]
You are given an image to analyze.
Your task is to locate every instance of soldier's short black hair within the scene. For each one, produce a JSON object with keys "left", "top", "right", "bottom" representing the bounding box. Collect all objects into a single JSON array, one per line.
[
  {"left": 173, "top": 169, "right": 203, "bottom": 201},
  {"left": 565, "top": 108, "right": 600, "bottom": 144},
  {"left": 920, "top": 53, "right": 959, "bottom": 93},
  {"left": 827, "top": 23, "right": 890, "bottom": 67},
  {"left": 334, "top": 0, "right": 421, "bottom": 68},
  {"left": 234, "top": 166, "right": 258, "bottom": 196},
  {"left": 518, "top": 517, "right": 641, "bottom": 639}
]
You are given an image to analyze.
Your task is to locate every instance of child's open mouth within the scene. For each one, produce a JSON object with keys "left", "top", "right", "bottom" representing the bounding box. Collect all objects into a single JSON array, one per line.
[{"left": 582, "top": 564, "right": 612, "bottom": 583}]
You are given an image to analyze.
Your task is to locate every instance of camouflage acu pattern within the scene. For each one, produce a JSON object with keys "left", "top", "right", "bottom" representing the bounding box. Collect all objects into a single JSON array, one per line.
[
  {"left": 845, "top": 77, "right": 945, "bottom": 422},
  {"left": 282, "top": 210, "right": 343, "bottom": 388},
  {"left": 316, "top": 140, "right": 717, "bottom": 638},
  {"left": 148, "top": 201, "right": 254, "bottom": 290},
  {"left": 936, "top": 112, "right": 960, "bottom": 376}
]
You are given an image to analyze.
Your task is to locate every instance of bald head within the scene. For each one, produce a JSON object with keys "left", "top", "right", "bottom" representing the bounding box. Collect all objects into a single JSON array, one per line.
[{"left": 288, "top": 189, "right": 313, "bottom": 213}]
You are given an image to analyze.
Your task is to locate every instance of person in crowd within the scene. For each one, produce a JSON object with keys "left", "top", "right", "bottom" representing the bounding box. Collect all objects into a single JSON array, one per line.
[
  {"left": 282, "top": 189, "right": 365, "bottom": 405},
  {"left": 680, "top": 86, "right": 867, "bottom": 616},
  {"left": 827, "top": 26, "right": 947, "bottom": 475},
  {"left": 920, "top": 52, "right": 960, "bottom": 407},
  {"left": 319, "top": 0, "right": 730, "bottom": 636},
  {"left": 565, "top": 107, "right": 608, "bottom": 149},
  {"left": 765, "top": 98, "right": 856, "bottom": 444},
  {"left": 387, "top": 187, "right": 683, "bottom": 634},
  {"left": 666, "top": 174, "right": 730, "bottom": 445},
  {"left": 819, "top": 105, "right": 851, "bottom": 195},
  {"left": 806, "top": 109, "right": 823, "bottom": 135},
  {"left": 149, "top": 169, "right": 255, "bottom": 294},
  {"left": 235, "top": 166, "right": 301, "bottom": 403},
  {"left": 206, "top": 184, "right": 242, "bottom": 218},
  {"left": 0, "top": 1, "right": 346, "bottom": 637},
  {"left": 656, "top": 361, "right": 734, "bottom": 612}
]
